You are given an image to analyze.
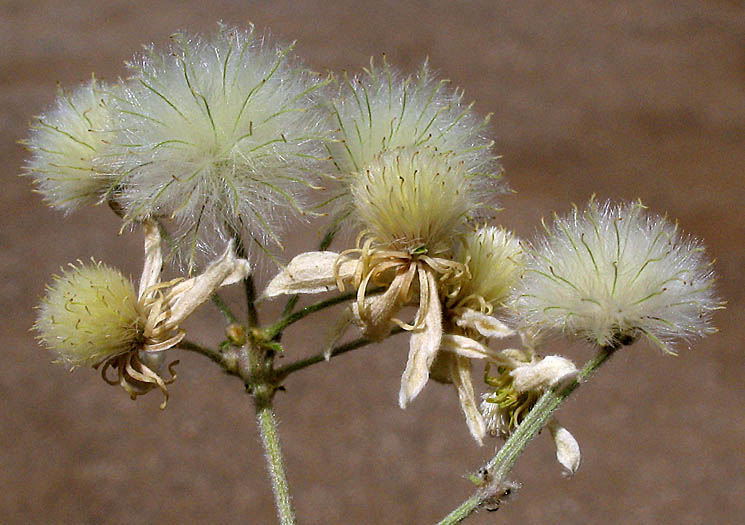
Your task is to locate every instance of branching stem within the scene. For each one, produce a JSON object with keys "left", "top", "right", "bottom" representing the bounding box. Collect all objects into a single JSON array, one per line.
[
  {"left": 275, "top": 327, "right": 404, "bottom": 380},
  {"left": 263, "top": 286, "right": 386, "bottom": 341}
]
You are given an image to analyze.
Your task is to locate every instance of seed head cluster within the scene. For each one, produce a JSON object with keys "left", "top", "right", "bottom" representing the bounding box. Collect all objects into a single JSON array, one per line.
[
  {"left": 455, "top": 226, "right": 523, "bottom": 311},
  {"left": 24, "top": 24, "right": 722, "bottom": 444},
  {"left": 329, "top": 60, "right": 504, "bottom": 245}
]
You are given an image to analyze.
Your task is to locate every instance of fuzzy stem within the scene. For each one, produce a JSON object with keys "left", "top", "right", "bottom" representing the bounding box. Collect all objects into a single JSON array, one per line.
[
  {"left": 211, "top": 293, "right": 239, "bottom": 324},
  {"left": 438, "top": 344, "right": 619, "bottom": 524},
  {"left": 263, "top": 289, "right": 382, "bottom": 340},
  {"left": 177, "top": 339, "right": 223, "bottom": 364},
  {"left": 244, "top": 274, "right": 260, "bottom": 328},
  {"left": 255, "top": 400, "right": 296, "bottom": 525},
  {"left": 274, "top": 327, "right": 404, "bottom": 380}
]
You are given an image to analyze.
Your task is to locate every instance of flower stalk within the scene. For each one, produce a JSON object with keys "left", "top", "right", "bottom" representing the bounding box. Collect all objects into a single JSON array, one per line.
[{"left": 264, "top": 288, "right": 379, "bottom": 340}]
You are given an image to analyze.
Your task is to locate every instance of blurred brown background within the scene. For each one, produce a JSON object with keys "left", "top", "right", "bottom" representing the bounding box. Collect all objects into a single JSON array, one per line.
[{"left": 3, "top": 1, "right": 744, "bottom": 523}]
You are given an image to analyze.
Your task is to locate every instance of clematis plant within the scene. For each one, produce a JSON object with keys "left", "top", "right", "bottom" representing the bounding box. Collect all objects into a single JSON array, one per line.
[{"left": 24, "top": 24, "right": 721, "bottom": 525}]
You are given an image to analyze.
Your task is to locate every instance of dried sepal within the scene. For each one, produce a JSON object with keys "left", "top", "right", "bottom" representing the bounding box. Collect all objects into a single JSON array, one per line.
[
  {"left": 449, "top": 354, "right": 487, "bottom": 444},
  {"left": 548, "top": 419, "right": 581, "bottom": 476},
  {"left": 399, "top": 269, "right": 443, "bottom": 408},
  {"left": 453, "top": 308, "right": 515, "bottom": 339},
  {"left": 509, "top": 355, "right": 578, "bottom": 394},
  {"left": 263, "top": 251, "right": 357, "bottom": 298}
]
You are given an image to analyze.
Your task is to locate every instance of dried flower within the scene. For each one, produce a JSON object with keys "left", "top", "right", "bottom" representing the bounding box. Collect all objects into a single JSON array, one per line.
[
  {"left": 481, "top": 349, "right": 577, "bottom": 438},
  {"left": 481, "top": 349, "right": 580, "bottom": 473},
  {"left": 34, "top": 221, "right": 250, "bottom": 407},
  {"left": 265, "top": 61, "right": 508, "bottom": 418},
  {"left": 107, "top": 25, "right": 331, "bottom": 270},
  {"left": 429, "top": 227, "right": 523, "bottom": 443},
  {"left": 22, "top": 78, "right": 115, "bottom": 211},
  {"left": 514, "top": 199, "right": 720, "bottom": 351}
]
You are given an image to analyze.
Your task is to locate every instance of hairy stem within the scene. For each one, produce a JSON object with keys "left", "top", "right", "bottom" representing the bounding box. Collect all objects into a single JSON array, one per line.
[
  {"left": 274, "top": 327, "right": 404, "bottom": 380},
  {"left": 211, "top": 293, "right": 239, "bottom": 324},
  {"left": 244, "top": 274, "right": 259, "bottom": 328},
  {"left": 255, "top": 400, "right": 296, "bottom": 525},
  {"left": 438, "top": 344, "right": 619, "bottom": 524},
  {"left": 177, "top": 339, "right": 223, "bottom": 364},
  {"left": 264, "top": 290, "right": 360, "bottom": 340}
]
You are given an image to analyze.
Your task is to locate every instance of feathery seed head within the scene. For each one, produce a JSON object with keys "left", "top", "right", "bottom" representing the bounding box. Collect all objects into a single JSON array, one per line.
[
  {"left": 329, "top": 59, "right": 505, "bottom": 224},
  {"left": 109, "top": 25, "right": 332, "bottom": 267},
  {"left": 23, "top": 79, "right": 116, "bottom": 211},
  {"left": 330, "top": 59, "right": 496, "bottom": 174},
  {"left": 351, "top": 147, "right": 473, "bottom": 252},
  {"left": 456, "top": 226, "right": 523, "bottom": 310},
  {"left": 514, "top": 199, "right": 720, "bottom": 351},
  {"left": 34, "top": 261, "right": 141, "bottom": 368}
]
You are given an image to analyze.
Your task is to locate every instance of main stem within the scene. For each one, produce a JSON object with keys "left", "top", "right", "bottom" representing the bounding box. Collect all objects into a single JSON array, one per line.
[
  {"left": 255, "top": 398, "right": 296, "bottom": 525},
  {"left": 438, "top": 344, "right": 618, "bottom": 524}
]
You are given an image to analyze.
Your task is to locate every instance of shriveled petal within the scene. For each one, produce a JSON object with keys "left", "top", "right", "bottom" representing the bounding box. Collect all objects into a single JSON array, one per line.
[
  {"left": 440, "top": 334, "right": 500, "bottom": 360},
  {"left": 139, "top": 221, "right": 163, "bottom": 297},
  {"left": 494, "top": 347, "right": 534, "bottom": 368},
  {"left": 510, "top": 355, "right": 577, "bottom": 394},
  {"left": 450, "top": 355, "right": 486, "bottom": 445},
  {"left": 355, "top": 266, "right": 414, "bottom": 341},
  {"left": 549, "top": 419, "right": 581, "bottom": 476},
  {"left": 454, "top": 309, "right": 514, "bottom": 339},
  {"left": 399, "top": 269, "right": 442, "bottom": 408},
  {"left": 168, "top": 240, "right": 250, "bottom": 325},
  {"left": 263, "top": 252, "right": 356, "bottom": 298}
]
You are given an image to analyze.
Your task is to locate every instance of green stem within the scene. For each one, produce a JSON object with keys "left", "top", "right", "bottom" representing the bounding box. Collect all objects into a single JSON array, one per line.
[
  {"left": 438, "top": 344, "right": 619, "bottom": 525},
  {"left": 255, "top": 400, "right": 296, "bottom": 525},
  {"left": 274, "top": 327, "right": 404, "bottom": 380},
  {"left": 244, "top": 274, "right": 259, "bottom": 328},
  {"left": 264, "top": 289, "right": 371, "bottom": 340},
  {"left": 280, "top": 295, "right": 299, "bottom": 320},
  {"left": 211, "top": 293, "right": 239, "bottom": 324},
  {"left": 177, "top": 339, "right": 223, "bottom": 364}
]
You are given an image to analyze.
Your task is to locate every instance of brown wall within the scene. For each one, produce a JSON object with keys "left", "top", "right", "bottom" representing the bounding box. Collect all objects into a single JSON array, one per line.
[{"left": 3, "top": 1, "right": 744, "bottom": 523}]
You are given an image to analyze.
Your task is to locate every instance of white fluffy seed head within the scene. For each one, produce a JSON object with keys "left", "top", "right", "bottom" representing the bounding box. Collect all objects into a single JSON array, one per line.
[
  {"left": 351, "top": 147, "right": 477, "bottom": 252},
  {"left": 513, "top": 199, "right": 720, "bottom": 351},
  {"left": 457, "top": 226, "right": 523, "bottom": 308},
  {"left": 108, "top": 25, "right": 332, "bottom": 268},
  {"left": 34, "top": 261, "right": 142, "bottom": 368},
  {"left": 328, "top": 59, "right": 505, "bottom": 224},
  {"left": 22, "top": 79, "right": 116, "bottom": 211}
]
